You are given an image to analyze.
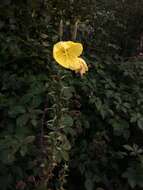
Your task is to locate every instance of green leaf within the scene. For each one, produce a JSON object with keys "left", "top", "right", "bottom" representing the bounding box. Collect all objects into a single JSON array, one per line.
[
  {"left": 85, "top": 179, "right": 94, "bottom": 190},
  {"left": 9, "top": 106, "right": 26, "bottom": 117},
  {"left": 137, "top": 118, "right": 143, "bottom": 130},
  {"left": 61, "top": 150, "right": 69, "bottom": 161},
  {"left": 63, "top": 140, "right": 71, "bottom": 150},
  {"left": 123, "top": 164, "right": 143, "bottom": 188},
  {"left": 62, "top": 87, "right": 73, "bottom": 99},
  {"left": 16, "top": 114, "right": 29, "bottom": 127},
  {"left": 23, "top": 136, "right": 35, "bottom": 144},
  {"left": 0, "top": 150, "right": 16, "bottom": 164},
  {"left": 20, "top": 145, "right": 28, "bottom": 157},
  {"left": 123, "top": 145, "right": 133, "bottom": 151},
  {"left": 61, "top": 114, "right": 74, "bottom": 127},
  {"left": 31, "top": 119, "right": 37, "bottom": 127}
]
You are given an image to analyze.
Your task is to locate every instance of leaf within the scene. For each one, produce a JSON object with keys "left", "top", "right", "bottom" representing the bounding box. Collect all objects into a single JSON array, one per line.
[
  {"left": 122, "top": 165, "right": 143, "bottom": 188},
  {"left": 61, "top": 114, "right": 74, "bottom": 127},
  {"left": 40, "top": 33, "right": 48, "bottom": 39},
  {"left": 31, "top": 96, "right": 42, "bottom": 107},
  {"left": 63, "top": 140, "right": 71, "bottom": 150},
  {"left": 9, "top": 106, "right": 26, "bottom": 117},
  {"left": 110, "top": 119, "right": 129, "bottom": 137},
  {"left": 0, "top": 150, "right": 16, "bottom": 164},
  {"left": 123, "top": 145, "right": 133, "bottom": 151},
  {"left": 31, "top": 119, "right": 37, "bottom": 127},
  {"left": 15, "top": 126, "right": 32, "bottom": 137},
  {"left": 62, "top": 87, "right": 73, "bottom": 99},
  {"left": 16, "top": 114, "right": 29, "bottom": 127},
  {"left": 23, "top": 136, "right": 35, "bottom": 144},
  {"left": 61, "top": 150, "right": 69, "bottom": 161},
  {"left": 95, "top": 98, "right": 102, "bottom": 111},
  {"left": 85, "top": 179, "right": 94, "bottom": 190},
  {"left": 42, "top": 41, "right": 48, "bottom": 47},
  {"left": 20, "top": 145, "right": 28, "bottom": 157},
  {"left": 137, "top": 118, "right": 143, "bottom": 130},
  {"left": 63, "top": 127, "right": 76, "bottom": 135}
]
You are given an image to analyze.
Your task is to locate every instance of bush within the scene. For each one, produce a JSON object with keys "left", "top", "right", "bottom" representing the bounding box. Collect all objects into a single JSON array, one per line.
[
  {"left": 0, "top": 0, "right": 143, "bottom": 190},
  {"left": 69, "top": 58, "right": 143, "bottom": 190}
]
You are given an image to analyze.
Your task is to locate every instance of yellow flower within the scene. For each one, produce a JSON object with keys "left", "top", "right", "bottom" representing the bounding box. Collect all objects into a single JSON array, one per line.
[
  {"left": 75, "top": 58, "right": 88, "bottom": 76},
  {"left": 53, "top": 41, "right": 88, "bottom": 75}
]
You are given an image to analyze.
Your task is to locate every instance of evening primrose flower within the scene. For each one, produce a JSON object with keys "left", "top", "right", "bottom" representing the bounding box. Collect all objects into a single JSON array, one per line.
[{"left": 53, "top": 41, "right": 88, "bottom": 76}]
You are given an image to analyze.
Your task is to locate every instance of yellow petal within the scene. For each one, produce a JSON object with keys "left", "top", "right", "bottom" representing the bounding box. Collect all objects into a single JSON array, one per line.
[
  {"left": 53, "top": 41, "right": 69, "bottom": 69},
  {"left": 64, "top": 41, "right": 83, "bottom": 57},
  {"left": 53, "top": 41, "right": 83, "bottom": 70},
  {"left": 75, "top": 58, "right": 88, "bottom": 76},
  {"left": 79, "top": 58, "right": 88, "bottom": 71}
]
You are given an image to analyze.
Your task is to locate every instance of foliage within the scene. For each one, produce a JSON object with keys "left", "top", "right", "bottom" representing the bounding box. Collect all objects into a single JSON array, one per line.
[
  {"left": 70, "top": 58, "right": 143, "bottom": 190},
  {"left": 0, "top": 0, "right": 143, "bottom": 190}
]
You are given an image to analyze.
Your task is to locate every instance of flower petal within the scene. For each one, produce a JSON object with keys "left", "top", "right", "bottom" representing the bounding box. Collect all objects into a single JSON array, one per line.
[
  {"left": 78, "top": 58, "right": 88, "bottom": 71},
  {"left": 75, "top": 58, "right": 88, "bottom": 76},
  {"left": 53, "top": 41, "right": 69, "bottom": 69},
  {"left": 66, "top": 41, "right": 83, "bottom": 57},
  {"left": 68, "top": 58, "right": 81, "bottom": 70}
]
